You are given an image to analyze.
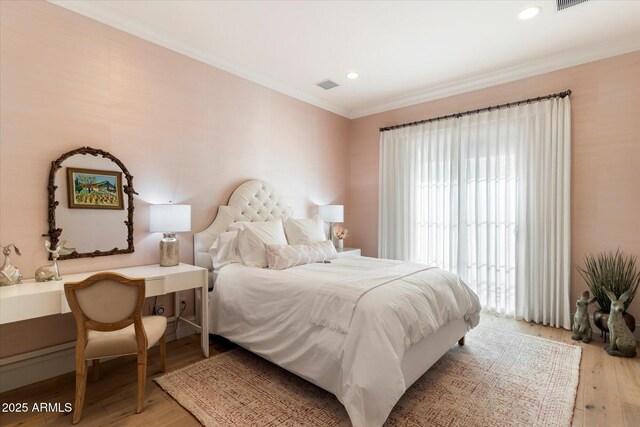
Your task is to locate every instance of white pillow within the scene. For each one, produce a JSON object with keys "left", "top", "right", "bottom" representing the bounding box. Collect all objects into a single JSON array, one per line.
[
  {"left": 266, "top": 240, "right": 337, "bottom": 270},
  {"left": 228, "top": 221, "right": 248, "bottom": 231},
  {"left": 208, "top": 231, "right": 241, "bottom": 270},
  {"left": 284, "top": 215, "right": 326, "bottom": 244},
  {"left": 237, "top": 220, "right": 288, "bottom": 268}
]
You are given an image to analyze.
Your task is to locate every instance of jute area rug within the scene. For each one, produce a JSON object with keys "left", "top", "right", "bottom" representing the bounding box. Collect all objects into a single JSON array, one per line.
[{"left": 155, "top": 326, "right": 581, "bottom": 426}]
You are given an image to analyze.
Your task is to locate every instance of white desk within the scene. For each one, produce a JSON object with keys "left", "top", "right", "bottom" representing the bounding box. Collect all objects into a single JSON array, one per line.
[{"left": 0, "top": 263, "right": 209, "bottom": 357}]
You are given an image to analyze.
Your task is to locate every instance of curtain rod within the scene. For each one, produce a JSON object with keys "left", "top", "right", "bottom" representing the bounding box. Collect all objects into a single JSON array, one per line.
[{"left": 379, "top": 89, "right": 572, "bottom": 132}]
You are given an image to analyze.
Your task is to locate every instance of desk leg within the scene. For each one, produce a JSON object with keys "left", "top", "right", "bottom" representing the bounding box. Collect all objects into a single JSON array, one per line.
[
  {"left": 201, "top": 285, "right": 209, "bottom": 357},
  {"left": 174, "top": 290, "right": 181, "bottom": 338}
]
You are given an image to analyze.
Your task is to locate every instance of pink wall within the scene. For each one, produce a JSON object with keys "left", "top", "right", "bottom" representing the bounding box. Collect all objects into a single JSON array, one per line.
[
  {"left": 348, "top": 51, "right": 640, "bottom": 320},
  {"left": 0, "top": 1, "right": 350, "bottom": 357},
  {"left": 1, "top": 1, "right": 638, "bottom": 361}
]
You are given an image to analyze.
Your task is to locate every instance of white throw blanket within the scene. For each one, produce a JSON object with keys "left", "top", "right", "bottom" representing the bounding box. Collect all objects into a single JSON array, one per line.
[{"left": 309, "top": 262, "right": 434, "bottom": 333}]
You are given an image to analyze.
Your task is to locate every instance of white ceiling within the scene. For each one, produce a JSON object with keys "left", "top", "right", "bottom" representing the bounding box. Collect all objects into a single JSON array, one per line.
[{"left": 50, "top": 0, "right": 640, "bottom": 119}]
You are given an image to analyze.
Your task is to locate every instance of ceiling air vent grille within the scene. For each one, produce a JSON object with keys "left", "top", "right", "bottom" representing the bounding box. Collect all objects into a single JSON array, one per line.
[
  {"left": 557, "top": 0, "right": 590, "bottom": 11},
  {"left": 316, "top": 79, "right": 339, "bottom": 90}
]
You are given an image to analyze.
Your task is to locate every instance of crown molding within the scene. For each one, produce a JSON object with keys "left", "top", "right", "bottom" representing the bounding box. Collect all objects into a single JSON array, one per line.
[
  {"left": 349, "top": 39, "right": 640, "bottom": 119},
  {"left": 47, "top": 1, "right": 352, "bottom": 118},
  {"left": 48, "top": 1, "right": 639, "bottom": 121}
]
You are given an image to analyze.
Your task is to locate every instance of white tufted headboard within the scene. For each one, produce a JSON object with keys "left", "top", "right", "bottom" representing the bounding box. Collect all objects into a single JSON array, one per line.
[{"left": 194, "top": 180, "right": 293, "bottom": 275}]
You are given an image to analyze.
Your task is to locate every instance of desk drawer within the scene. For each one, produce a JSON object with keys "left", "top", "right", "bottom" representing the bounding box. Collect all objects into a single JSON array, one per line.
[
  {"left": 144, "top": 277, "right": 166, "bottom": 297},
  {"left": 165, "top": 269, "right": 206, "bottom": 292},
  {"left": 2, "top": 290, "right": 62, "bottom": 323}
]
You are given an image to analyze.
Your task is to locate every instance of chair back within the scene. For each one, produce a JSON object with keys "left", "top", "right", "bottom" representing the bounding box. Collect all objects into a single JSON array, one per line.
[{"left": 64, "top": 272, "right": 145, "bottom": 332}]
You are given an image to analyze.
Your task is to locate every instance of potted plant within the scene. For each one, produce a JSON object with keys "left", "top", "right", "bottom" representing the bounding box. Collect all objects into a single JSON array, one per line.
[{"left": 576, "top": 249, "right": 640, "bottom": 337}]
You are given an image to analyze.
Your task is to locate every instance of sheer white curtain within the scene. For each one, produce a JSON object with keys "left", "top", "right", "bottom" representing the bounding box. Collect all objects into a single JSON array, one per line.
[{"left": 379, "top": 97, "right": 571, "bottom": 328}]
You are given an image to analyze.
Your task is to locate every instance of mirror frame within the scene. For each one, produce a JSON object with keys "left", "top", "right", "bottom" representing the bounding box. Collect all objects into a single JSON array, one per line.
[{"left": 46, "top": 146, "right": 138, "bottom": 260}]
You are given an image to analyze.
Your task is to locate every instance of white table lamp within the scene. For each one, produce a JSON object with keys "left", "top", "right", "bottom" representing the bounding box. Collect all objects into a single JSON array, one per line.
[
  {"left": 150, "top": 204, "right": 191, "bottom": 267},
  {"left": 319, "top": 204, "right": 344, "bottom": 242}
]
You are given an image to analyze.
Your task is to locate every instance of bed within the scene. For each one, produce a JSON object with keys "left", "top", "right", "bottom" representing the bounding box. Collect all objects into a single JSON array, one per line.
[{"left": 194, "top": 180, "right": 481, "bottom": 427}]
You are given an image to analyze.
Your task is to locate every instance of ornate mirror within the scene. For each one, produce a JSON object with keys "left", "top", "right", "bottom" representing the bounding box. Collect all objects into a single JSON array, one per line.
[{"left": 46, "top": 147, "right": 137, "bottom": 260}]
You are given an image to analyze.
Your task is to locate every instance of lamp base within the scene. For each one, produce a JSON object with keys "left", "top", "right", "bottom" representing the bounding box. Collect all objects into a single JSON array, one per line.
[
  {"left": 159, "top": 233, "right": 179, "bottom": 267},
  {"left": 329, "top": 222, "right": 335, "bottom": 245}
]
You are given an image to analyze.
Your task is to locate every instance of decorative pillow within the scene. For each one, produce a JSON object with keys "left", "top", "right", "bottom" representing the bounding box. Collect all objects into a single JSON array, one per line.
[
  {"left": 283, "top": 215, "right": 326, "bottom": 244},
  {"left": 228, "top": 221, "right": 248, "bottom": 231},
  {"left": 237, "top": 219, "right": 288, "bottom": 268},
  {"left": 208, "top": 231, "right": 241, "bottom": 270},
  {"left": 266, "top": 240, "right": 337, "bottom": 270}
]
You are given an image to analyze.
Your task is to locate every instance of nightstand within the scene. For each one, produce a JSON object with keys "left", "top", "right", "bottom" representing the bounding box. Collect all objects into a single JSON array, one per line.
[{"left": 336, "top": 247, "right": 361, "bottom": 257}]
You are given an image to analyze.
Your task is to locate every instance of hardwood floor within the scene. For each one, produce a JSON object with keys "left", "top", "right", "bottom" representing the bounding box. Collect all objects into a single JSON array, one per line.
[
  {"left": 0, "top": 336, "right": 236, "bottom": 426},
  {"left": 1, "top": 315, "right": 638, "bottom": 426}
]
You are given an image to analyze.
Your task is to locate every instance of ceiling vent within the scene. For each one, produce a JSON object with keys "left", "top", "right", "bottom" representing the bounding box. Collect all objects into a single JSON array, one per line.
[
  {"left": 556, "top": 0, "right": 590, "bottom": 11},
  {"left": 316, "top": 79, "right": 339, "bottom": 90}
]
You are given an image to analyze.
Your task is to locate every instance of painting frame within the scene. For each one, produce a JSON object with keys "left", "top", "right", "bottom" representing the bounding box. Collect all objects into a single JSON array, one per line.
[{"left": 67, "top": 167, "right": 124, "bottom": 210}]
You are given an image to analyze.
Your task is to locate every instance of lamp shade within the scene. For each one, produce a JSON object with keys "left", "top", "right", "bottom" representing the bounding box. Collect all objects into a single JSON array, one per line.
[
  {"left": 150, "top": 204, "right": 191, "bottom": 233},
  {"left": 319, "top": 204, "right": 344, "bottom": 223}
]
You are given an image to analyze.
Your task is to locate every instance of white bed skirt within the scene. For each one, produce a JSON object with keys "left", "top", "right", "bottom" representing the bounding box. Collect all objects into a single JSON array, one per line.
[{"left": 401, "top": 317, "right": 467, "bottom": 388}]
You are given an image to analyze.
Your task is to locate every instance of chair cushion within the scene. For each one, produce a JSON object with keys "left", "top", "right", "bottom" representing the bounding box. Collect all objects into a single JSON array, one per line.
[{"left": 84, "top": 316, "right": 167, "bottom": 360}]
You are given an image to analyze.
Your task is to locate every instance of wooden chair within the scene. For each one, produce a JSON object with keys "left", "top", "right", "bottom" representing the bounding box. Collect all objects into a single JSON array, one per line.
[{"left": 64, "top": 272, "right": 167, "bottom": 424}]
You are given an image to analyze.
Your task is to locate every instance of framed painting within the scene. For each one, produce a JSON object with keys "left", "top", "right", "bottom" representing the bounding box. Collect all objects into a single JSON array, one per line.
[{"left": 67, "top": 167, "right": 124, "bottom": 210}]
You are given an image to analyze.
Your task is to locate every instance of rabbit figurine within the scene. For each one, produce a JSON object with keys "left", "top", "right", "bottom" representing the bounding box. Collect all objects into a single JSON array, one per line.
[
  {"left": 35, "top": 240, "right": 66, "bottom": 282},
  {"left": 603, "top": 288, "right": 637, "bottom": 358},
  {"left": 0, "top": 243, "right": 23, "bottom": 286},
  {"left": 572, "top": 291, "right": 596, "bottom": 343}
]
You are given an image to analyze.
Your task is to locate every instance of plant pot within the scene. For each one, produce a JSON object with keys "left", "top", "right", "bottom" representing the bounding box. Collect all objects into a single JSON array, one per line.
[{"left": 593, "top": 309, "right": 636, "bottom": 341}]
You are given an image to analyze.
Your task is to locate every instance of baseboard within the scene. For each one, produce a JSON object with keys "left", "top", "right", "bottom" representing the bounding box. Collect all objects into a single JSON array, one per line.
[{"left": 0, "top": 316, "right": 196, "bottom": 393}]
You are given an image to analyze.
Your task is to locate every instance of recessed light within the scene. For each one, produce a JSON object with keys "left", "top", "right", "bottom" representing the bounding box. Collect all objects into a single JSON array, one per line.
[
  {"left": 346, "top": 72, "right": 359, "bottom": 79},
  {"left": 519, "top": 6, "right": 541, "bottom": 20}
]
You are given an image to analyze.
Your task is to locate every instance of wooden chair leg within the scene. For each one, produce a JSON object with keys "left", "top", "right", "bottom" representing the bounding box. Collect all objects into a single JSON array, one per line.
[
  {"left": 458, "top": 336, "right": 465, "bottom": 346},
  {"left": 136, "top": 349, "right": 147, "bottom": 414},
  {"left": 91, "top": 359, "right": 100, "bottom": 382},
  {"left": 72, "top": 360, "right": 88, "bottom": 424},
  {"left": 159, "top": 333, "right": 166, "bottom": 373}
]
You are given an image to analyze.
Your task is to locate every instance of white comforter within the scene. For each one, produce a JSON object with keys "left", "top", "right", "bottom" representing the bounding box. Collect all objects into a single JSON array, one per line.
[{"left": 211, "top": 256, "right": 481, "bottom": 427}]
